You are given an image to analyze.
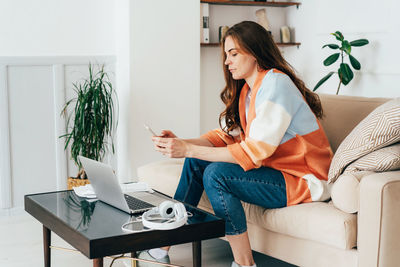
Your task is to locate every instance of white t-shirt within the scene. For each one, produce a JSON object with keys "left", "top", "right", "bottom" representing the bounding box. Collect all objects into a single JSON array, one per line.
[{"left": 245, "top": 88, "right": 251, "bottom": 119}]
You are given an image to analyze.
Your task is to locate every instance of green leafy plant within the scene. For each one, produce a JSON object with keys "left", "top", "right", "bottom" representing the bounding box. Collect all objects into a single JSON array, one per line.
[
  {"left": 60, "top": 64, "right": 118, "bottom": 178},
  {"left": 313, "top": 31, "right": 369, "bottom": 95}
]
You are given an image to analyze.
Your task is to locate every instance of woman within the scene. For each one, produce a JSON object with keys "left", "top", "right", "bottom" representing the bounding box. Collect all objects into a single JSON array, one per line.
[{"left": 140, "top": 21, "right": 333, "bottom": 267}]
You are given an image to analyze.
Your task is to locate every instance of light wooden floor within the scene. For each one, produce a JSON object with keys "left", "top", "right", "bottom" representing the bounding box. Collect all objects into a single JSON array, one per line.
[{"left": 0, "top": 211, "right": 296, "bottom": 267}]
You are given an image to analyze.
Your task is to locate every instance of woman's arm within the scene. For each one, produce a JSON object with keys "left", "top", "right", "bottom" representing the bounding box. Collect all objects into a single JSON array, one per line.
[
  {"left": 158, "top": 130, "right": 214, "bottom": 147},
  {"left": 152, "top": 137, "right": 236, "bottom": 163},
  {"left": 186, "top": 143, "right": 236, "bottom": 163},
  {"left": 184, "top": 138, "right": 214, "bottom": 147}
]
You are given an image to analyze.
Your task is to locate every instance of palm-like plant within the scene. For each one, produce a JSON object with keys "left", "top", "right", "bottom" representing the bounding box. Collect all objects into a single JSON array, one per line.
[
  {"left": 313, "top": 31, "right": 369, "bottom": 95},
  {"left": 60, "top": 64, "right": 118, "bottom": 178}
]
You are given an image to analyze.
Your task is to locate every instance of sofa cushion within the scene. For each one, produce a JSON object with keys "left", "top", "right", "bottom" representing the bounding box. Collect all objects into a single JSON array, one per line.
[
  {"left": 242, "top": 201, "right": 357, "bottom": 250},
  {"left": 344, "top": 143, "right": 400, "bottom": 173},
  {"left": 318, "top": 94, "right": 390, "bottom": 153},
  {"left": 137, "top": 159, "right": 357, "bottom": 250},
  {"left": 331, "top": 171, "right": 374, "bottom": 214},
  {"left": 328, "top": 98, "right": 400, "bottom": 184},
  {"left": 137, "top": 159, "right": 184, "bottom": 197},
  {"left": 330, "top": 144, "right": 400, "bottom": 214}
]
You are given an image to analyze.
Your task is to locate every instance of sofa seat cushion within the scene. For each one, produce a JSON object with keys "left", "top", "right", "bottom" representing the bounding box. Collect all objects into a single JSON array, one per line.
[
  {"left": 137, "top": 159, "right": 357, "bottom": 250},
  {"left": 243, "top": 200, "right": 357, "bottom": 250},
  {"left": 137, "top": 159, "right": 185, "bottom": 196}
]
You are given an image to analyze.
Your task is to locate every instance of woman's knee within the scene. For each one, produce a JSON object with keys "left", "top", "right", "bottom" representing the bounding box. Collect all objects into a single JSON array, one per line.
[{"left": 203, "top": 162, "right": 230, "bottom": 189}]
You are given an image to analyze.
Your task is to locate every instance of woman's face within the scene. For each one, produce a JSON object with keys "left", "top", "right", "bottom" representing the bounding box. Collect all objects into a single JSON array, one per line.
[{"left": 224, "top": 36, "right": 258, "bottom": 80}]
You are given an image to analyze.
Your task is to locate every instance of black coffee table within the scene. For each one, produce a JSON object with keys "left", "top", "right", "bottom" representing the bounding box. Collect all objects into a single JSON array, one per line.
[{"left": 24, "top": 190, "right": 225, "bottom": 267}]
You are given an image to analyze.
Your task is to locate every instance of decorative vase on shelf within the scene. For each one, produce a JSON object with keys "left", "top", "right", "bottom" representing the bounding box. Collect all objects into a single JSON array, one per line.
[
  {"left": 219, "top": 26, "right": 229, "bottom": 42},
  {"left": 255, "top": 8, "right": 270, "bottom": 32},
  {"left": 280, "top": 26, "right": 291, "bottom": 43}
]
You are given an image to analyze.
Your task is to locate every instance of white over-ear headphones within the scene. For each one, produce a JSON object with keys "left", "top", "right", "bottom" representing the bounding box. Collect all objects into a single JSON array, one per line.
[{"left": 141, "top": 200, "right": 188, "bottom": 230}]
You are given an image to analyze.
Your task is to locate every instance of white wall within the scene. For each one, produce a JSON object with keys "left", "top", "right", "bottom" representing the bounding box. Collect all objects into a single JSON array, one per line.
[
  {"left": 126, "top": 0, "right": 200, "bottom": 177},
  {"left": 0, "top": 0, "right": 115, "bottom": 56},
  {"left": 0, "top": 58, "right": 115, "bottom": 209},
  {"left": 7, "top": 65, "right": 58, "bottom": 208},
  {"left": 285, "top": 0, "right": 400, "bottom": 97},
  {"left": 0, "top": 0, "right": 200, "bottom": 209},
  {"left": 0, "top": 0, "right": 116, "bottom": 209},
  {"left": 114, "top": 0, "right": 131, "bottom": 182}
]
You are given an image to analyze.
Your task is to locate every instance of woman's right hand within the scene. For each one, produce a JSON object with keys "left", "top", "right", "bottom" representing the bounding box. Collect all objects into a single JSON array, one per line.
[{"left": 160, "top": 130, "right": 177, "bottom": 138}]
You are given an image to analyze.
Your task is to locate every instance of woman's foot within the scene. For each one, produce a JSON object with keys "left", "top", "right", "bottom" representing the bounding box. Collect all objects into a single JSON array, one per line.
[{"left": 137, "top": 250, "right": 170, "bottom": 267}]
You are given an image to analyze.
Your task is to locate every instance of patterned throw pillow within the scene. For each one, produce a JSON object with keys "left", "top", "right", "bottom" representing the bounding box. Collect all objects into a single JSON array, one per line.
[
  {"left": 328, "top": 98, "right": 400, "bottom": 184},
  {"left": 344, "top": 143, "right": 400, "bottom": 173}
]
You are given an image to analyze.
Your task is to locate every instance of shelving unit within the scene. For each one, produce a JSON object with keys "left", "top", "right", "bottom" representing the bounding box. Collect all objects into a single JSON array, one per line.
[
  {"left": 201, "top": 42, "right": 301, "bottom": 48},
  {"left": 200, "top": 0, "right": 301, "bottom": 8},
  {"left": 200, "top": 0, "right": 301, "bottom": 48}
]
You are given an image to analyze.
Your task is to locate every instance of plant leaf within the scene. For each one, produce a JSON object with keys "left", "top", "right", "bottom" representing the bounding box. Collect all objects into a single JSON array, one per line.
[
  {"left": 342, "top": 40, "right": 351, "bottom": 55},
  {"left": 323, "top": 53, "right": 340, "bottom": 66},
  {"left": 350, "top": 39, "right": 369, "bottom": 47},
  {"left": 322, "top": 44, "right": 340, "bottom": 49},
  {"left": 332, "top": 31, "right": 344, "bottom": 41},
  {"left": 60, "top": 63, "right": 118, "bottom": 167},
  {"left": 349, "top": 55, "right": 361, "bottom": 70},
  {"left": 339, "top": 63, "right": 354, "bottom": 85},
  {"left": 313, "top": 72, "right": 335, "bottom": 91}
]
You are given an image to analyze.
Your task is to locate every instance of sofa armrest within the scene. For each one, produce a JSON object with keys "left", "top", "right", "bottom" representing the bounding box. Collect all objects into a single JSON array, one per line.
[{"left": 358, "top": 170, "right": 400, "bottom": 267}]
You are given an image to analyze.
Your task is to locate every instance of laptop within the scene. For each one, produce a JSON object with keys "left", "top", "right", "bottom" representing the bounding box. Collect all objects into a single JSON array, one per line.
[{"left": 78, "top": 155, "right": 163, "bottom": 215}]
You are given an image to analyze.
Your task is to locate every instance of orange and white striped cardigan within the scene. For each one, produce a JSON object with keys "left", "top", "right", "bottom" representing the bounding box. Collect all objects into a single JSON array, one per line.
[{"left": 202, "top": 69, "right": 333, "bottom": 206}]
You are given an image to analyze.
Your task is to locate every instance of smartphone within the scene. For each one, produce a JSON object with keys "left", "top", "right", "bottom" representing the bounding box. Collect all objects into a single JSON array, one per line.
[{"left": 144, "top": 124, "right": 157, "bottom": 136}]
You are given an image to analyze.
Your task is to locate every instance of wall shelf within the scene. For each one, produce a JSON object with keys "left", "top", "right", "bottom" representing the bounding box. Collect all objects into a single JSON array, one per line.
[
  {"left": 200, "top": 1, "right": 301, "bottom": 46},
  {"left": 201, "top": 42, "right": 301, "bottom": 48},
  {"left": 200, "top": 0, "right": 301, "bottom": 8}
]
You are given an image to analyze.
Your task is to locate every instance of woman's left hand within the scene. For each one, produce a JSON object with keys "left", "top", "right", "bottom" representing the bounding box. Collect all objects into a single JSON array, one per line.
[{"left": 152, "top": 137, "right": 189, "bottom": 158}]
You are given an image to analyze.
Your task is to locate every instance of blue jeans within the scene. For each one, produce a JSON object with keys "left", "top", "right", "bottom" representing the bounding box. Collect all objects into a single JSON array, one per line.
[{"left": 174, "top": 158, "right": 287, "bottom": 235}]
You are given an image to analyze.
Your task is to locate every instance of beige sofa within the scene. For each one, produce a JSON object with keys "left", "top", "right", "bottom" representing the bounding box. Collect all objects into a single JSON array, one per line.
[{"left": 137, "top": 94, "right": 400, "bottom": 267}]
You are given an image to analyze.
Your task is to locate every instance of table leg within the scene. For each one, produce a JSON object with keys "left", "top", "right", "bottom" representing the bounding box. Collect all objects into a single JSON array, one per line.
[
  {"left": 192, "top": 241, "right": 201, "bottom": 267},
  {"left": 43, "top": 225, "right": 51, "bottom": 267},
  {"left": 93, "top": 258, "right": 103, "bottom": 267},
  {"left": 131, "top": 252, "right": 137, "bottom": 267}
]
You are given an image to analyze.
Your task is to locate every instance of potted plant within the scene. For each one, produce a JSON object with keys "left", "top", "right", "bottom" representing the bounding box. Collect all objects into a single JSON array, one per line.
[
  {"left": 313, "top": 31, "right": 369, "bottom": 94},
  {"left": 60, "top": 63, "right": 118, "bottom": 189}
]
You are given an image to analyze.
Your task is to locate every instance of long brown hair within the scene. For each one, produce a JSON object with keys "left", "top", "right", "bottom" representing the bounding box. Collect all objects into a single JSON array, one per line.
[{"left": 219, "top": 21, "right": 323, "bottom": 134}]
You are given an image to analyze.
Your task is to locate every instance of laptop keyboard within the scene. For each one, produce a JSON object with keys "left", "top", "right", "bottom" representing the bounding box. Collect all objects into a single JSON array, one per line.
[{"left": 124, "top": 194, "right": 155, "bottom": 213}]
